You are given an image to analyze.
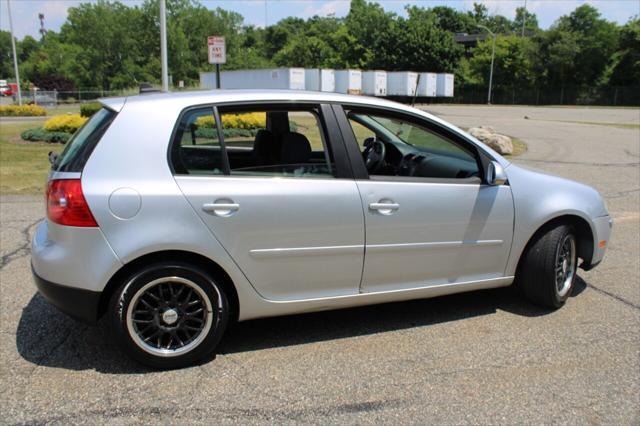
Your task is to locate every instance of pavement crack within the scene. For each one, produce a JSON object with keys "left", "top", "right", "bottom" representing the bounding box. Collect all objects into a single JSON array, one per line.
[
  {"left": 586, "top": 283, "right": 640, "bottom": 310},
  {"left": 0, "top": 219, "right": 41, "bottom": 270}
]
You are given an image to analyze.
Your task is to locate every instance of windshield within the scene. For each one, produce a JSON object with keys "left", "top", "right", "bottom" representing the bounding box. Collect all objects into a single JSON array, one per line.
[{"left": 53, "top": 107, "right": 116, "bottom": 173}]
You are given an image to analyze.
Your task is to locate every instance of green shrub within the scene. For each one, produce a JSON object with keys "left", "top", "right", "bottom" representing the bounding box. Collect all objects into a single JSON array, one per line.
[
  {"left": 194, "top": 128, "right": 260, "bottom": 140},
  {"left": 80, "top": 102, "right": 101, "bottom": 117},
  {"left": 21, "top": 127, "right": 72, "bottom": 144}
]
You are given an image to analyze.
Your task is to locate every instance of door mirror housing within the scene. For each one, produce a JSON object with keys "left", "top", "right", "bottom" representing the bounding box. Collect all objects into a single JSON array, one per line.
[{"left": 486, "top": 161, "right": 507, "bottom": 185}]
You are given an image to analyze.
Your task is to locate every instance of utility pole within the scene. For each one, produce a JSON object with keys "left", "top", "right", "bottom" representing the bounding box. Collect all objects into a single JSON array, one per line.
[
  {"left": 7, "top": 0, "right": 22, "bottom": 105},
  {"left": 478, "top": 24, "right": 496, "bottom": 105},
  {"left": 521, "top": 0, "right": 527, "bottom": 37},
  {"left": 159, "top": 0, "right": 169, "bottom": 92}
]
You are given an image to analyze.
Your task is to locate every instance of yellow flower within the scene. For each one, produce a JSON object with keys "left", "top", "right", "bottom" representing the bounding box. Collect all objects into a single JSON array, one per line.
[
  {"left": 43, "top": 114, "right": 88, "bottom": 133},
  {"left": 194, "top": 112, "right": 266, "bottom": 129},
  {"left": 0, "top": 104, "right": 47, "bottom": 117}
]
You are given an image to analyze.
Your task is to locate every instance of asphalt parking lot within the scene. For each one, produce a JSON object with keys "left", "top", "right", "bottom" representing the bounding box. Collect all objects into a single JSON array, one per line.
[{"left": 1, "top": 105, "right": 638, "bottom": 425}]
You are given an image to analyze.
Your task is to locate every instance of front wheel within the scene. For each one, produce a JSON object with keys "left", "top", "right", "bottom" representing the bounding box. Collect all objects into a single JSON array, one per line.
[
  {"left": 108, "top": 262, "right": 229, "bottom": 369},
  {"left": 518, "top": 224, "right": 578, "bottom": 309}
]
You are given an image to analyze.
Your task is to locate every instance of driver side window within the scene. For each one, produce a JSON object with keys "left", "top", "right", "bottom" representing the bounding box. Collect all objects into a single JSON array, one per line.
[{"left": 346, "top": 110, "right": 480, "bottom": 180}]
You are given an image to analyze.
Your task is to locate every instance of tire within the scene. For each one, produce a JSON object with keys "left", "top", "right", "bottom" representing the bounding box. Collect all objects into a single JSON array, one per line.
[
  {"left": 108, "top": 262, "right": 229, "bottom": 369},
  {"left": 518, "top": 223, "right": 578, "bottom": 309}
]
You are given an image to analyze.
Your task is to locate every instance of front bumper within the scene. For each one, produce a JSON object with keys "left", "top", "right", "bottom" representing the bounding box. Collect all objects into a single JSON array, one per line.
[
  {"left": 32, "top": 265, "right": 101, "bottom": 324},
  {"left": 581, "top": 214, "right": 613, "bottom": 271}
]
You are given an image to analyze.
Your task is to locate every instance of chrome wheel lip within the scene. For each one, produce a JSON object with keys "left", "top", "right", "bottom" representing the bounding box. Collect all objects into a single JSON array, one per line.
[
  {"left": 555, "top": 235, "right": 576, "bottom": 298},
  {"left": 125, "top": 276, "right": 218, "bottom": 358}
]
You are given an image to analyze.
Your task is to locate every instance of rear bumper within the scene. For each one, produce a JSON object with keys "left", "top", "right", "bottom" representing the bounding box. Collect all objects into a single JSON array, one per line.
[{"left": 32, "top": 264, "right": 101, "bottom": 324}]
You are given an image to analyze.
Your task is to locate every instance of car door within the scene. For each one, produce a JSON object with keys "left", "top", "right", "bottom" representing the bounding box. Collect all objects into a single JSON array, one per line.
[
  {"left": 173, "top": 103, "right": 365, "bottom": 301},
  {"left": 334, "top": 104, "right": 514, "bottom": 293}
]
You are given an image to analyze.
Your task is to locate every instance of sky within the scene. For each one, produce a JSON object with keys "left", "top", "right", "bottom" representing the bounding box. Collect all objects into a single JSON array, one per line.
[{"left": 1, "top": 0, "right": 638, "bottom": 40}]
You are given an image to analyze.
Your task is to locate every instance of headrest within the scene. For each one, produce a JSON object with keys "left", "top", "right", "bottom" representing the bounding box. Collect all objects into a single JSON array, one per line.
[
  {"left": 280, "top": 132, "right": 312, "bottom": 164},
  {"left": 252, "top": 129, "right": 277, "bottom": 164}
]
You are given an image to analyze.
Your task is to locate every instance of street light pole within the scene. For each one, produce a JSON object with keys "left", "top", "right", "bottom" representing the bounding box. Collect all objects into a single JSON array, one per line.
[
  {"left": 7, "top": 0, "right": 22, "bottom": 105},
  {"left": 478, "top": 24, "right": 496, "bottom": 105},
  {"left": 159, "top": 0, "right": 169, "bottom": 92}
]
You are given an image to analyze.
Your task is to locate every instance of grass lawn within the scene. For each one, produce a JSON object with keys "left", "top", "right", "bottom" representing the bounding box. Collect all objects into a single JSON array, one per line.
[{"left": 0, "top": 121, "right": 55, "bottom": 195}]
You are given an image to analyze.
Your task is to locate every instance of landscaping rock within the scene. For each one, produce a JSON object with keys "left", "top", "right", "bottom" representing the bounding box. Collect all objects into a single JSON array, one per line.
[
  {"left": 467, "top": 126, "right": 513, "bottom": 155},
  {"left": 486, "top": 133, "right": 513, "bottom": 155}
]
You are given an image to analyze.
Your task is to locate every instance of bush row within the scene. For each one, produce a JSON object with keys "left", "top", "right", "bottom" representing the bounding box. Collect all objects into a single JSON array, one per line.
[
  {"left": 194, "top": 128, "right": 260, "bottom": 140},
  {"left": 80, "top": 102, "right": 102, "bottom": 117},
  {"left": 0, "top": 104, "right": 47, "bottom": 117},
  {"left": 43, "top": 114, "right": 87, "bottom": 133},
  {"left": 195, "top": 112, "right": 267, "bottom": 130},
  {"left": 21, "top": 127, "right": 72, "bottom": 143}
]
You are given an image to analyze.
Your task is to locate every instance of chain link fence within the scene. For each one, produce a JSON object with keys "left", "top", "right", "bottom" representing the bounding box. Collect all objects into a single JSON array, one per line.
[
  {"left": 428, "top": 85, "right": 640, "bottom": 106},
  {"left": 9, "top": 85, "right": 640, "bottom": 107}
]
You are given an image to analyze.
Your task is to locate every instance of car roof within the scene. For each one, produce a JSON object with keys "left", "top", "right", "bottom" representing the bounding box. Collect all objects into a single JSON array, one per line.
[{"left": 99, "top": 89, "right": 413, "bottom": 113}]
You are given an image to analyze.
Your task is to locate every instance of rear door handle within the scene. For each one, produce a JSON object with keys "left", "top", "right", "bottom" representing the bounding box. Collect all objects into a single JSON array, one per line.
[{"left": 202, "top": 200, "right": 240, "bottom": 216}]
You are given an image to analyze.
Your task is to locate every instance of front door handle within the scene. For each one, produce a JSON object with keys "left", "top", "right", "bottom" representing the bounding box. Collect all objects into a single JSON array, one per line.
[
  {"left": 369, "top": 200, "right": 399, "bottom": 215},
  {"left": 202, "top": 199, "right": 239, "bottom": 217},
  {"left": 369, "top": 202, "right": 400, "bottom": 211}
]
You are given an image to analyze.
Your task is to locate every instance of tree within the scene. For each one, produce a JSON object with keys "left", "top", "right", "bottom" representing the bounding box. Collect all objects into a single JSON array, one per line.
[
  {"left": 430, "top": 6, "right": 476, "bottom": 33},
  {"left": 0, "top": 31, "right": 15, "bottom": 78},
  {"left": 468, "top": 34, "right": 537, "bottom": 87},
  {"left": 537, "top": 5, "right": 618, "bottom": 88},
  {"left": 393, "top": 6, "right": 464, "bottom": 72},
  {"left": 513, "top": 7, "right": 539, "bottom": 34},
  {"left": 607, "top": 17, "right": 640, "bottom": 86}
]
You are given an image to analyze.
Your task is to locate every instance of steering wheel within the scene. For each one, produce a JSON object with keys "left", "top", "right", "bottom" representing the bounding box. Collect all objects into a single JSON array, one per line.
[{"left": 362, "top": 137, "right": 386, "bottom": 173}]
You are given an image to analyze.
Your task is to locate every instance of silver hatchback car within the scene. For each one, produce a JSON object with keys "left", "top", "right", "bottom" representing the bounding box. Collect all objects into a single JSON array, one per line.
[{"left": 32, "top": 90, "right": 612, "bottom": 368}]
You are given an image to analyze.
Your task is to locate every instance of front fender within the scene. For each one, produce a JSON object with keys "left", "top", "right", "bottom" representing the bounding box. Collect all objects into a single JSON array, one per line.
[{"left": 504, "top": 164, "right": 607, "bottom": 276}]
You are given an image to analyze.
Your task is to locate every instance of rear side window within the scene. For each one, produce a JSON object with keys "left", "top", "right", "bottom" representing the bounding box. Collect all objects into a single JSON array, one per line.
[
  {"left": 53, "top": 107, "right": 116, "bottom": 172},
  {"left": 171, "top": 107, "right": 225, "bottom": 175}
]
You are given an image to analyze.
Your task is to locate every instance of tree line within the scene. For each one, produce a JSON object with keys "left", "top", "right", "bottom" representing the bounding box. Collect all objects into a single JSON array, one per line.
[{"left": 0, "top": 0, "right": 638, "bottom": 104}]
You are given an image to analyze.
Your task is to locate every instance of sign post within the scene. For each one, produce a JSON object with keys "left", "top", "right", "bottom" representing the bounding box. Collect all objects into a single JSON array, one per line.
[{"left": 207, "top": 36, "right": 226, "bottom": 89}]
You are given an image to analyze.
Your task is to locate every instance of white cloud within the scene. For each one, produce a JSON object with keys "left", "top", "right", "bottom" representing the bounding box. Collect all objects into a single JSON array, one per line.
[{"left": 301, "top": 0, "right": 350, "bottom": 18}]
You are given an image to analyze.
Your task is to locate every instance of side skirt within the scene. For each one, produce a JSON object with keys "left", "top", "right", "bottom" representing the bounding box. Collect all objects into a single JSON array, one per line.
[{"left": 238, "top": 276, "right": 514, "bottom": 321}]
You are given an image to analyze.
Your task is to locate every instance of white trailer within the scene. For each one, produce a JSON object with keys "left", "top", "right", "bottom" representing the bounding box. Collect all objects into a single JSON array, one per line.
[
  {"left": 387, "top": 71, "right": 419, "bottom": 96},
  {"left": 436, "top": 73, "right": 455, "bottom": 97},
  {"left": 335, "top": 70, "right": 362, "bottom": 95},
  {"left": 361, "top": 71, "right": 387, "bottom": 96},
  {"left": 417, "top": 73, "right": 437, "bottom": 97},
  {"left": 201, "top": 68, "right": 306, "bottom": 90},
  {"left": 305, "top": 69, "right": 335, "bottom": 92}
]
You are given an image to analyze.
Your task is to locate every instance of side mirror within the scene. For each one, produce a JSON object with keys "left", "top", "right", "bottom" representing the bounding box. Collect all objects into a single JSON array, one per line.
[{"left": 486, "top": 161, "right": 507, "bottom": 186}]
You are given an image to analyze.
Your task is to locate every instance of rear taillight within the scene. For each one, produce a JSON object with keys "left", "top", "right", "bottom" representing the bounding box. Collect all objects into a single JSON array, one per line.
[{"left": 46, "top": 179, "right": 97, "bottom": 227}]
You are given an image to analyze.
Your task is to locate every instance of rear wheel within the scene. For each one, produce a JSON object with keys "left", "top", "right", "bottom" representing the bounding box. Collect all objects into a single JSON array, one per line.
[
  {"left": 519, "top": 223, "right": 577, "bottom": 309},
  {"left": 109, "top": 262, "right": 228, "bottom": 369}
]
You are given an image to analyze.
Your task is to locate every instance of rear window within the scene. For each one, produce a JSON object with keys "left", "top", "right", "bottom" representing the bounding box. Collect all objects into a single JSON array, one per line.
[{"left": 53, "top": 107, "right": 117, "bottom": 172}]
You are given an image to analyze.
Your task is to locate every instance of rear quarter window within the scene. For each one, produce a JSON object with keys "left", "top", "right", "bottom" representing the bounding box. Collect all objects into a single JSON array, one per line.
[{"left": 53, "top": 107, "right": 117, "bottom": 173}]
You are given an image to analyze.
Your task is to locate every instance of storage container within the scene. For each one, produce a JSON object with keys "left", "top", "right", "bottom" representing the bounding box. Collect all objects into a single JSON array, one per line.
[
  {"left": 305, "top": 69, "right": 335, "bottom": 92},
  {"left": 417, "top": 73, "right": 437, "bottom": 97},
  {"left": 361, "top": 71, "right": 387, "bottom": 96},
  {"left": 201, "top": 68, "right": 306, "bottom": 90},
  {"left": 386, "top": 72, "right": 419, "bottom": 96},
  {"left": 436, "top": 73, "right": 454, "bottom": 97},
  {"left": 334, "top": 70, "right": 362, "bottom": 95}
]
